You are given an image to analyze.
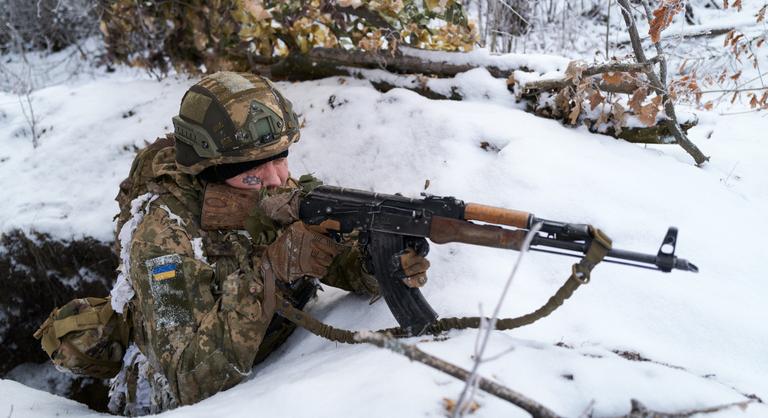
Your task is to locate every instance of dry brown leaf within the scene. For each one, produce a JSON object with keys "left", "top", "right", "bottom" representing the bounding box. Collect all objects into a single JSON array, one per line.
[
  {"left": 730, "top": 70, "right": 742, "bottom": 81},
  {"left": 749, "top": 93, "right": 758, "bottom": 108},
  {"left": 588, "top": 90, "right": 605, "bottom": 110},
  {"left": 565, "top": 60, "right": 587, "bottom": 81},
  {"left": 723, "top": 30, "right": 734, "bottom": 47},
  {"left": 718, "top": 69, "right": 728, "bottom": 83},
  {"left": 554, "top": 89, "right": 572, "bottom": 115},
  {"left": 757, "top": 37, "right": 765, "bottom": 48},
  {"left": 507, "top": 73, "right": 516, "bottom": 86},
  {"left": 731, "top": 91, "right": 739, "bottom": 104},
  {"left": 628, "top": 88, "right": 648, "bottom": 114},
  {"left": 703, "top": 101, "right": 714, "bottom": 110},
  {"left": 761, "top": 91, "right": 768, "bottom": 106},
  {"left": 723, "top": 0, "right": 729, "bottom": 9},
  {"left": 338, "top": 0, "right": 363, "bottom": 7},
  {"left": 602, "top": 72, "right": 626, "bottom": 86},
  {"left": 733, "top": 0, "right": 742, "bottom": 11},
  {"left": 442, "top": 398, "right": 480, "bottom": 415},
  {"left": 244, "top": 0, "right": 272, "bottom": 21},
  {"left": 596, "top": 107, "right": 610, "bottom": 125},
  {"left": 568, "top": 101, "right": 582, "bottom": 125},
  {"left": 758, "top": 5, "right": 767, "bottom": 23},
  {"left": 638, "top": 95, "right": 662, "bottom": 126},
  {"left": 649, "top": 0, "right": 685, "bottom": 43}
]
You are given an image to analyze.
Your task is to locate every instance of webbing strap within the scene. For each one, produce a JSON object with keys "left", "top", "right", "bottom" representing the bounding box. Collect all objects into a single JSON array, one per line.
[
  {"left": 275, "top": 295, "right": 357, "bottom": 344},
  {"left": 53, "top": 298, "right": 114, "bottom": 339},
  {"left": 59, "top": 339, "right": 123, "bottom": 371},
  {"left": 275, "top": 227, "right": 613, "bottom": 343}
]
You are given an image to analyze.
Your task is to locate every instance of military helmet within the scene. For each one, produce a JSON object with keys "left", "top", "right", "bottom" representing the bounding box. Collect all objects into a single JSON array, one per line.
[{"left": 173, "top": 72, "right": 300, "bottom": 176}]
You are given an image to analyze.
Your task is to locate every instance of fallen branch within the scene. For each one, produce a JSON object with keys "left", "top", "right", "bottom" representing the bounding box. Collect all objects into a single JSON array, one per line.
[
  {"left": 262, "top": 47, "right": 522, "bottom": 81},
  {"left": 520, "top": 62, "right": 648, "bottom": 94},
  {"left": 254, "top": 46, "right": 693, "bottom": 145},
  {"left": 615, "top": 398, "right": 757, "bottom": 418},
  {"left": 522, "top": 77, "right": 640, "bottom": 94},
  {"left": 614, "top": 26, "right": 741, "bottom": 45},
  {"left": 354, "top": 331, "right": 563, "bottom": 418}
]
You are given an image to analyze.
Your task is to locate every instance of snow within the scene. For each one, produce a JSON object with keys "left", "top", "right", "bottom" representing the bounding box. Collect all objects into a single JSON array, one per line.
[
  {"left": 111, "top": 193, "right": 157, "bottom": 313},
  {"left": 190, "top": 237, "right": 209, "bottom": 266},
  {"left": 400, "top": 46, "right": 571, "bottom": 74},
  {"left": 2, "top": 28, "right": 768, "bottom": 418}
]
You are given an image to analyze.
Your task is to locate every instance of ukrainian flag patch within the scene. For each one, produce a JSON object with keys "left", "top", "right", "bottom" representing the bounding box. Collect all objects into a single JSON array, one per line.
[
  {"left": 151, "top": 263, "right": 177, "bottom": 281},
  {"left": 145, "top": 254, "right": 182, "bottom": 282}
]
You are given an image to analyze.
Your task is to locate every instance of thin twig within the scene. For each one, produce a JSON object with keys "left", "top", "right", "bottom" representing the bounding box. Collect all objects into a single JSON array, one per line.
[
  {"left": 452, "top": 222, "right": 543, "bottom": 417},
  {"left": 700, "top": 87, "right": 768, "bottom": 94},
  {"left": 605, "top": 0, "right": 612, "bottom": 59},
  {"left": 354, "top": 331, "right": 563, "bottom": 418}
]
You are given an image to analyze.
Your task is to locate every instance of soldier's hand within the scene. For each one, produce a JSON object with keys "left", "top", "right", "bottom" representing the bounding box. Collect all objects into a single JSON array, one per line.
[
  {"left": 257, "top": 189, "right": 301, "bottom": 225},
  {"left": 397, "top": 239, "right": 430, "bottom": 288},
  {"left": 262, "top": 221, "right": 345, "bottom": 283}
]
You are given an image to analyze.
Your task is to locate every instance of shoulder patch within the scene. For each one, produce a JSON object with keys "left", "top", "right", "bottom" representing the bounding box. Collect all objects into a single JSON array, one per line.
[
  {"left": 146, "top": 254, "right": 182, "bottom": 281},
  {"left": 143, "top": 254, "right": 194, "bottom": 329}
]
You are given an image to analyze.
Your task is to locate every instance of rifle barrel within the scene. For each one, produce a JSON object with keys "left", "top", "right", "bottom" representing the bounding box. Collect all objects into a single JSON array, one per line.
[{"left": 530, "top": 235, "right": 698, "bottom": 272}]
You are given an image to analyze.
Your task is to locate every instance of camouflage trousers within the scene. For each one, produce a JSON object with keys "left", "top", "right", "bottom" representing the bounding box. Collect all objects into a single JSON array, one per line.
[{"left": 108, "top": 344, "right": 177, "bottom": 416}]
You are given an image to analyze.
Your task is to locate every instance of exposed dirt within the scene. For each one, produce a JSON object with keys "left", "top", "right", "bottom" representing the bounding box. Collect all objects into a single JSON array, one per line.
[{"left": 0, "top": 229, "right": 117, "bottom": 411}]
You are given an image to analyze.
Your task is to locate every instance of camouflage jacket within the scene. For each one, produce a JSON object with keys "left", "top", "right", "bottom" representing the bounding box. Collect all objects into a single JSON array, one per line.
[{"left": 109, "top": 137, "right": 373, "bottom": 415}]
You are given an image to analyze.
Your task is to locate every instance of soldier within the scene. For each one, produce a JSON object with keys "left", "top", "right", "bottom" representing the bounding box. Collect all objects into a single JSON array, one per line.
[{"left": 104, "top": 72, "right": 431, "bottom": 415}]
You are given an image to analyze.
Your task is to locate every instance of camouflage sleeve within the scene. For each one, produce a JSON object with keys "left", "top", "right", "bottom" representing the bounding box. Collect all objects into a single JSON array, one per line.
[{"left": 129, "top": 204, "right": 271, "bottom": 406}]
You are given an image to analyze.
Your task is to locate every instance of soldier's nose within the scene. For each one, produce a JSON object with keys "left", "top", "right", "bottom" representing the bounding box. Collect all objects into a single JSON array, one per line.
[{"left": 261, "top": 161, "right": 282, "bottom": 188}]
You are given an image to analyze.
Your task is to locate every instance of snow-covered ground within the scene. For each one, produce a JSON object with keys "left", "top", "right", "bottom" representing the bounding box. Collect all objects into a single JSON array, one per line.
[{"left": 2, "top": 24, "right": 768, "bottom": 418}]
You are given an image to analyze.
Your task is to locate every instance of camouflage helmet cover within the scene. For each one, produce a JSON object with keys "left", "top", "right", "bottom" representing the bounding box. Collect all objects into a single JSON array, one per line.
[{"left": 173, "top": 72, "right": 300, "bottom": 175}]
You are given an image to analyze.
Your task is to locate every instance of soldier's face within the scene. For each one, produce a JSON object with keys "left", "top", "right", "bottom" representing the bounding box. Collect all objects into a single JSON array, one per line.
[{"left": 225, "top": 158, "right": 289, "bottom": 190}]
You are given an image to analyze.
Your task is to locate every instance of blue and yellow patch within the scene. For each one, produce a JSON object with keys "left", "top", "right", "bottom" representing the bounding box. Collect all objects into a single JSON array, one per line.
[
  {"left": 145, "top": 254, "right": 182, "bottom": 283},
  {"left": 151, "top": 263, "right": 177, "bottom": 281}
]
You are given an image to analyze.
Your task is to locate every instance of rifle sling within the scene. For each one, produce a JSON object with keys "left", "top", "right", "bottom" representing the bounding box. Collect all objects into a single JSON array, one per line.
[{"left": 275, "top": 227, "right": 612, "bottom": 342}]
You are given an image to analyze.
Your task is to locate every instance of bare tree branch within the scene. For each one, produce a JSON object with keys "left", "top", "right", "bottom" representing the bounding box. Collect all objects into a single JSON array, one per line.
[
  {"left": 615, "top": 0, "right": 709, "bottom": 165},
  {"left": 354, "top": 331, "right": 563, "bottom": 418}
]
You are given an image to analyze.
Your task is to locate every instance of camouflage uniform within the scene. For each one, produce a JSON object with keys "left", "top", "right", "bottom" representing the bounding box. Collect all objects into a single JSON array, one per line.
[
  {"left": 101, "top": 72, "right": 394, "bottom": 415},
  {"left": 108, "top": 139, "right": 372, "bottom": 415}
]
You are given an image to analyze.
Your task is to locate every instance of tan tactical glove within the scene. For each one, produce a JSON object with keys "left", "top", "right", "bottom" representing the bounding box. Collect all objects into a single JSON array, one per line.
[
  {"left": 257, "top": 189, "right": 301, "bottom": 225},
  {"left": 261, "top": 221, "right": 346, "bottom": 284},
  {"left": 397, "top": 239, "right": 431, "bottom": 288}
]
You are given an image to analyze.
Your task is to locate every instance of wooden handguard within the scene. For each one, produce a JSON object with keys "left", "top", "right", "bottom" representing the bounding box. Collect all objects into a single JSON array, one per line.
[
  {"left": 429, "top": 216, "right": 528, "bottom": 251},
  {"left": 463, "top": 203, "right": 531, "bottom": 229}
]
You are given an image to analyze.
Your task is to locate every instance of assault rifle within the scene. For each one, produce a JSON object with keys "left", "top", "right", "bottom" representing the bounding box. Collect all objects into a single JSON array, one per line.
[{"left": 299, "top": 185, "right": 698, "bottom": 335}]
